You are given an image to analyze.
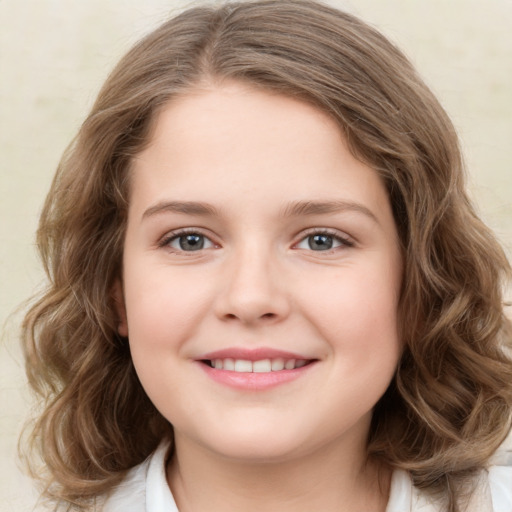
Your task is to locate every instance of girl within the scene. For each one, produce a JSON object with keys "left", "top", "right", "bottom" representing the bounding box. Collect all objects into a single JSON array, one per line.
[{"left": 21, "top": 1, "right": 512, "bottom": 511}]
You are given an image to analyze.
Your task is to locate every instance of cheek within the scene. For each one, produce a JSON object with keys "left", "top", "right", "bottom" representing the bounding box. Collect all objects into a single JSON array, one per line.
[
  {"left": 123, "top": 265, "right": 214, "bottom": 356},
  {"left": 124, "top": 268, "right": 214, "bottom": 412},
  {"left": 299, "top": 263, "right": 401, "bottom": 359}
]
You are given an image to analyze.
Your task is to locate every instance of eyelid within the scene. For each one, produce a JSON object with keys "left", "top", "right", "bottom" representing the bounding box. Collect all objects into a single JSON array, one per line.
[
  {"left": 293, "top": 227, "right": 355, "bottom": 251},
  {"left": 157, "top": 226, "right": 354, "bottom": 253},
  {"left": 158, "top": 227, "right": 219, "bottom": 251}
]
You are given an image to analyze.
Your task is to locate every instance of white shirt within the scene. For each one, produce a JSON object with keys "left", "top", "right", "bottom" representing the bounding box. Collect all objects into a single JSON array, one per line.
[{"left": 102, "top": 442, "right": 512, "bottom": 512}]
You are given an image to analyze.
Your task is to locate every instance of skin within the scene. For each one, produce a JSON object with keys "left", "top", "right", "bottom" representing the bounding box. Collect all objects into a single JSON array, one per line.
[{"left": 116, "top": 81, "right": 403, "bottom": 511}]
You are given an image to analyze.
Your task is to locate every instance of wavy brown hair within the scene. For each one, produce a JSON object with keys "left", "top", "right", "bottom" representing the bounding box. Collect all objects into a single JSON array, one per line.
[{"left": 21, "top": 1, "right": 512, "bottom": 510}]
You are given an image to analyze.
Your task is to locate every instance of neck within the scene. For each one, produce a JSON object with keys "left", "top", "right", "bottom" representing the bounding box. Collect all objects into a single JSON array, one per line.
[{"left": 167, "top": 434, "right": 391, "bottom": 512}]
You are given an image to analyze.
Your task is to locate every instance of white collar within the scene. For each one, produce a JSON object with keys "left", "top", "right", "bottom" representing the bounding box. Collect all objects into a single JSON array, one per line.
[{"left": 104, "top": 441, "right": 511, "bottom": 512}]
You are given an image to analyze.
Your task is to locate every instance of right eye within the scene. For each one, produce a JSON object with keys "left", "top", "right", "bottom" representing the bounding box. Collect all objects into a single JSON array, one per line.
[{"left": 163, "top": 232, "right": 215, "bottom": 252}]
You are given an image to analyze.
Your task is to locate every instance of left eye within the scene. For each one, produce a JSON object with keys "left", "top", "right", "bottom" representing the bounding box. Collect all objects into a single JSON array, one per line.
[
  {"left": 167, "top": 233, "right": 214, "bottom": 252},
  {"left": 296, "top": 233, "right": 350, "bottom": 251}
]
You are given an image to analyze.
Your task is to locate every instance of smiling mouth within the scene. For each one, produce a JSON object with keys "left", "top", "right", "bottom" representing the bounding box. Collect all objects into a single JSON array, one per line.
[{"left": 202, "top": 358, "right": 314, "bottom": 372}]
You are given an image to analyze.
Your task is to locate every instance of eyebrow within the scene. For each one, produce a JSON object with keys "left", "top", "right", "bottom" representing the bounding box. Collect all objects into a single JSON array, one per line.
[
  {"left": 281, "top": 200, "right": 378, "bottom": 223},
  {"left": 141, "top": 199, "right": 378, "bottom": 223},
  {"left": 142, "top": 201, "right": 219, "bottom": 220}
]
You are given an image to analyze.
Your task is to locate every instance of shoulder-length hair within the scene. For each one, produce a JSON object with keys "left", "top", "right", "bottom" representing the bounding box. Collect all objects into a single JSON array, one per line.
[{"left": 21, "top": 1, "right": 512, "bottom": 510}]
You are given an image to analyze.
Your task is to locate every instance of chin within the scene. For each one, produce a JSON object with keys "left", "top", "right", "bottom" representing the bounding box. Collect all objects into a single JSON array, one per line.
[
  {"left": 189, "top": 419, "right": 311, "bottom": 463},
  {"left": 209, "top": 437, "right": 305, "bottom": 464}
]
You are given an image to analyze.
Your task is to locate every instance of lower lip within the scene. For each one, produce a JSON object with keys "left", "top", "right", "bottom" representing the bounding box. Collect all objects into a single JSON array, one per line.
[{"left": 198, "top": 362, "right": 316, "bottom": 390}]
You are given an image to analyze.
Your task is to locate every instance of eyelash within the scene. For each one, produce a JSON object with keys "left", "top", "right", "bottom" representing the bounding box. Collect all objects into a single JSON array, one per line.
[
  {"left": 158, "top": 228, "right": 216, "bottom": 253},
  {"left": 158, "top": 228, "right": 354, "bottom": 254},
  {"left": 294, "top": 228, "right": 354, "bottom": 253}
]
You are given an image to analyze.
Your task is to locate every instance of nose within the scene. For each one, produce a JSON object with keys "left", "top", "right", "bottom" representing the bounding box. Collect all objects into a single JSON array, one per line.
[{"left": 214, "top": 245, "right": 291, "bottom": 326}]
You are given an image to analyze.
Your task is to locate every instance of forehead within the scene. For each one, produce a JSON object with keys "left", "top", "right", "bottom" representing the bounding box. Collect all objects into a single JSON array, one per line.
[
  {"left": 128, "top": 82, "right": 392, "bottom": 223},
  {"left": 142, "top": 81, "right": 344, "bottom": 168}
]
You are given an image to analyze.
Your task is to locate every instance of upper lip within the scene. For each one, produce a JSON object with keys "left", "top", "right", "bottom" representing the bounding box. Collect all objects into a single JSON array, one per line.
[{"left": 198, "top": 347, "right": 314, "bottom": 361}]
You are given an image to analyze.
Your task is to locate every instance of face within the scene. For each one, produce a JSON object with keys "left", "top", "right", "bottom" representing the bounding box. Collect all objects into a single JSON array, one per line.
[{"left": 117, "top": 82, "right": 403, "bottom": 464}]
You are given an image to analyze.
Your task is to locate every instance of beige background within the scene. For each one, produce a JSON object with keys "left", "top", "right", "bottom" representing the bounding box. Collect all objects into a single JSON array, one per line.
[{"left": 1, "top": 0, "right": 511, "bottom": 510}]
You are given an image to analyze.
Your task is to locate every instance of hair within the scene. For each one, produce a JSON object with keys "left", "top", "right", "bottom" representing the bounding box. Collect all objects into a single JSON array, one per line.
[{"left": 21, "top": 1, "right": 512, "bottom": 511}]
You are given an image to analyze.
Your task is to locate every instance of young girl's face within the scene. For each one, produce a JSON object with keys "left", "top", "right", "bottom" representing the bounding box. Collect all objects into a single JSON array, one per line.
[{"left": 117, "top": 82, "right": 403, "bottom": 463}]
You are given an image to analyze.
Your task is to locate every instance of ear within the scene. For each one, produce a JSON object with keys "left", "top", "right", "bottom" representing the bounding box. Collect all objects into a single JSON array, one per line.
[{"left": 112, "top": 279, "right": 129, "bottom": 337}]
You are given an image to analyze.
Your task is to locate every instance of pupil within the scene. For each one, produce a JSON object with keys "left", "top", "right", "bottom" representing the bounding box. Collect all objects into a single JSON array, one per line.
[
  {"left": 179, "top": 234, "right": 204, "bottom": 251},
  {"left": 309, "top": 234, "right": 333, "bottom": 250}
]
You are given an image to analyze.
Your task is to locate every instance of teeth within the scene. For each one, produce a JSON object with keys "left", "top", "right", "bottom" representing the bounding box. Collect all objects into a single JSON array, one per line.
[
  {"left": 210, "top": 358, "right": 309, "bottom": 372},
  {"left": 253, "top": 359, "right": 271, "bottom": 373},
  {"left": 284, "top": 359, "right": 296, "bottom": 370},
  {"left": 234, "top": 360, "right": 252, "bottom": 372},
  {"left": 223, "top": 358, "right": 235, "bottom": 371},
  {"left": 271, "top": 358, "right": 284, "bottom": 371}
]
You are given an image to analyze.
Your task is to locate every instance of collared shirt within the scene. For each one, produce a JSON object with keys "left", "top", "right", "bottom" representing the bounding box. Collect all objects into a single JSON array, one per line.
[{"left": 102, "top": 442, "right": 512, "bottom": 512}]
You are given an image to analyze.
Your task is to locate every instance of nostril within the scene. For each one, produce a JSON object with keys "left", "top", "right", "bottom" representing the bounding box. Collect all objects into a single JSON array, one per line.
[{"left": 261, "top": 313, "right": 276, "bottom": 319}]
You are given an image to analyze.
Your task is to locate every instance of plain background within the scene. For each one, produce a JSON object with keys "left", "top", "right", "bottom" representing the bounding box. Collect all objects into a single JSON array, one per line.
[{"left": 1, "top": 0, "right": 511, "bottom": 510}]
